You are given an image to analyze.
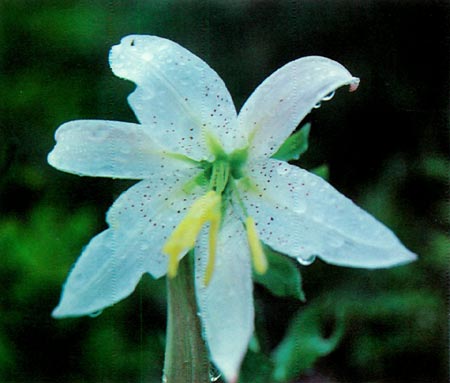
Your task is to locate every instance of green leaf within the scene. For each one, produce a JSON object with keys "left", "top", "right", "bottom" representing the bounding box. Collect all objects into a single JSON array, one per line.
[
  {"left": 272, "top": 301, "right": 345, "bottom": 382},
  {"left": 253, "top": 247, "right": 305, "bottom": 301},
  {"left": 272, "top": 123, "right": 311, "bottom": 161},
  {"left": 0, "top": 333, "right": 15, "bottom": 379},
  {"left": 239, "top": 349, "right": 274, "bottom": 383},
  {"left": 0, "top": 204, "right": 99, "bottom": 302},
  {"left": 310, "top": 163, "right": 329, "bottom": 180},
  {"left": 420, "top": 155, "right": 450, "bottom": 181}
]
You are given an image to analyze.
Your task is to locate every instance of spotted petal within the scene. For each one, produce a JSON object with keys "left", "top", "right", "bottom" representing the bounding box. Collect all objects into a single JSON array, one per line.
[
  {"left": 238, "top": 56, "right": 359, "bottom": 160},
  {"left": 237, "top": 159, "right": 417, "bottom": 268},
  {"left": 48, "top": 120, "right": 192, "bottom": 179},
  {"left": 195, "top": 209, "right": 254, "bottom": 383},
  {"left": 52, "top": 229, "right": 140, "bottom": 317},
  {"left": 53, "top": 169, "right": 204, "bottom": 318},
  {"left": 109, "top": 35, "right": 241, "bottom": 160}
]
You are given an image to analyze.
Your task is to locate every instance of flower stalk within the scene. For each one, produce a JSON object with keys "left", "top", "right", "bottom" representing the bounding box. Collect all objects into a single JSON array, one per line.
[{"left": 164, "top": 253, "right": 210, "bottom": 383}]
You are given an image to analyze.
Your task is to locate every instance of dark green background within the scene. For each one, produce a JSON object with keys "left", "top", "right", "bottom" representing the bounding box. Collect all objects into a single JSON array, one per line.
[{"left": 1, "top": 1, "right": 448, "bottom": 382}]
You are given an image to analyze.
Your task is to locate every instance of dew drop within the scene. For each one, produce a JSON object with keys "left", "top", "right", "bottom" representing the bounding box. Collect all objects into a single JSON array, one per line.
[
  {"left": 297, "top": 255, "right": 316, "bottom": 266},
  {"left": 276, "top": 166, "right": 290, "bottom": 176},
  {"left": 89, "top": 310, "right": 103, "bottom": 318},
  {"left": 140, "top": 243, "right": 150, "bottom": 251},
  {"left": 313, "top": 101, "right": 321, "bottom": 109},
  {"left": 292, "top": 200, "right": 307, "bottom": 214},
  {"left": 209, "top": 366, "right": 222, "bottom": 382},
  {"left": 142, "top": 52, "right": 153, "bottom": 62},
  {"left": 321, "top": 90, "right": 335, "bottom": 101},
  {"left": 157, "top": 44, "right": 168, "bottom": 52},
  {"left": 74, "top": 273, "right": 86, "bottom": 284},
  {"left": 329, "top": 236, "right": 344, "bottom": 248},
  {"left": 162, "top": 374, "right": 167, "bottom": 383},
  {"left": 141, "top": 89, "right": 155, "bottom": 100},
  {"left": 88, "top": 130, "right": 109, "bottom": 142}
]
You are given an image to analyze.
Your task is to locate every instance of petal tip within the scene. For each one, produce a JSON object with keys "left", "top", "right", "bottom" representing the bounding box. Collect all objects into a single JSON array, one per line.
[
  {"left": 51, "top": 305, "right": 65, "bottom": 319},
  {"left": 387, "top": 246, "right": 418, "bottom": 268},
  {"left": 349, "top": 77, "right": 360, "bottom": 92},
  {"left": 47, "top": 150, "right": 55, "bottom": 167},
  {"left": 402, "top": 249, "right": 418, "bottom": 264},
  {"left": 220, "top": 367, "right": 238, "bottom": 383}
]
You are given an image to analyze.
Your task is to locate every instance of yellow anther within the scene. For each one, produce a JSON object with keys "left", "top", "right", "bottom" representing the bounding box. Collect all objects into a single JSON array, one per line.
[
  {"left": 203, "top": 218, "right": 220, "bottom": 286},
  {"left": 163, "top": 191, "right": 221, "bottom": 279},
  {"left": 245, "top": 217, "right": 268, "bottom": 274}
]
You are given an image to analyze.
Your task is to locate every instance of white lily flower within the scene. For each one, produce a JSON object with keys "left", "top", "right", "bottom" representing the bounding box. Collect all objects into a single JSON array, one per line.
[{"left": 48, "top": 35, "right": 416, "bottom": 382}]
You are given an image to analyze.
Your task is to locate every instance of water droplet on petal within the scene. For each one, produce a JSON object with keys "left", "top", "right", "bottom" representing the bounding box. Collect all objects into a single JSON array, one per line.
[
  {"left": 297, "top": 255, "right": 316, "bottom": 266},
  {"left": 74, "top": 273, "right": 86, "bottom": 284},
  {"left": 329, "top": 236, "right": 344, "bottom": 248},
  {"left": 157, "top": 44, "right": 168, "bottom": 52},
  {"left": 88, "top": 130, "right": 109, "bottom": 142},
  {"left": 209, "top": 366, "right": 222, "bottom": 382},
  {"left": 313, "top": 101, "right": 321, "bottom": 109},
  {"left": 140, "top": 243, "right": 150, "bottom": 251},
  {"left": 276, "top": 166, "right": 291, "bottom": 176},
  {"left": 144, "top": 94, "right": 155, "bottom": 101},
  {"left": 321, "top": 90, "right": 335, "bottom": 101},
  {"left": 89, "top": 310, "right": 103, "bottom": 318},
  {"left": 293, "top": 200, "right": 307, "bottom": 214},
  {"left": 141, "top": 52, "right": 153, "bottom": 62}
]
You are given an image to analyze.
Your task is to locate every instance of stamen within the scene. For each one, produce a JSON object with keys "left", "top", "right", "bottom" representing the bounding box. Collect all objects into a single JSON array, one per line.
[
  {"left": 163, "top": 191, "right": 221, "bottom": 278},
  {"left": 245, "top": 217, "right": 268, "bottom": 274},
  {"left": 203, "top": 218, "right": 220, "bottom": 286}
]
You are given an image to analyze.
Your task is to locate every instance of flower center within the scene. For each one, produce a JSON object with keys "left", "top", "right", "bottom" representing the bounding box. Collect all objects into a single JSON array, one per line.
[
  {"left": 163, "top": 137, "right": 267, "bottom": 284},
  {"left": 210, "top": 159, "right": 230, "bottom": 193}
]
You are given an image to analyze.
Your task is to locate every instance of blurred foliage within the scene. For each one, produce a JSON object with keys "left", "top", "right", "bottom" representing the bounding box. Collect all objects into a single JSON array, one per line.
[
  {"left": 1, "top": 1, "right": 448, "bottom": 383},
  {"left": 273, "top": 122, "right": 311, "bottom": 162},
  {"left": 272, "top": 300, "right": 345, "bottom": 382},
  {"left": 254, "top": 246, "right": 305, "bottom": 302}
]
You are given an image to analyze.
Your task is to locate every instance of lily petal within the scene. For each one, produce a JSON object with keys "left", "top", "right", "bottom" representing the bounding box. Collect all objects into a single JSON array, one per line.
[
  {"left": 195, "top": 209, "right": 254, "bottom": 383},
  {"left": 237, "top": 160, "right": 417, "bottom": 268},
  {"left": 53, "top": 169, "right": 204, "bottom": 318},
  {"left": 238, "top": 56, "right": 359, "bottom": 160},
  {"left": 106, "top": 169, "right": 204, "bottom": 277},
  {"left": 109, "top": 35, "right": 240, "bottom": 159},
  {"left": 48, "top": 120, "right": 192, "bottom": 179},
  {"left": 52, "top": 229, "right": 142, "bottom": 317}
]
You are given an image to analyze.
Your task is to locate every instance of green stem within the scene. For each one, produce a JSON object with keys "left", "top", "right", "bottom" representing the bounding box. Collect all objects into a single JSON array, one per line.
[{"left": 164, "top": 254, "right": 211, "bottom": 383}]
